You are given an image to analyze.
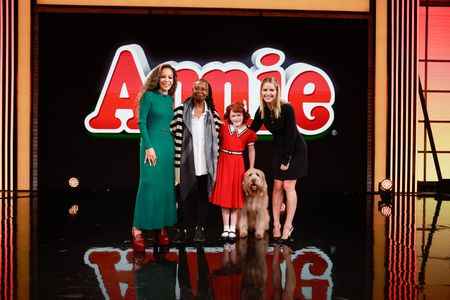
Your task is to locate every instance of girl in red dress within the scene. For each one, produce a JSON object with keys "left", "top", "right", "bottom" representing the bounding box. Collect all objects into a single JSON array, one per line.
[{"left": 210, "top": 102, "right": 257, "bottom": 242}]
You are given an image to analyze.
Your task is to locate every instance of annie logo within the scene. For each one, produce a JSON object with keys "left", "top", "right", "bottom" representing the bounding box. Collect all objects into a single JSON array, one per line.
[{"left": 84, "top": 44, "right": 335, "bottom": 136}]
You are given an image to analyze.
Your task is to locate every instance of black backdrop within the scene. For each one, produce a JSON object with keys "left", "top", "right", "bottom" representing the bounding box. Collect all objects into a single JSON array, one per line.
[{"left": 38, "top": 13, "right": 368, "bottom": 192}]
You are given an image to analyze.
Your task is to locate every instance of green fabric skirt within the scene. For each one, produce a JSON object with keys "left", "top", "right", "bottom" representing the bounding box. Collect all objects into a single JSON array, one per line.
[{"left": 133, "top": 130, "right": 176, "bottom": 230}]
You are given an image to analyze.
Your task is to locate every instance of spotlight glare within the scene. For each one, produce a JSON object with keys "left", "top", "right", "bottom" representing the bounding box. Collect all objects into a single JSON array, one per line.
[
  {"left": 68, "top": 177, "right": 79, "bottom": 188},
  {"left": 380, "top": 179, "right": 393, "bottom": 191}
]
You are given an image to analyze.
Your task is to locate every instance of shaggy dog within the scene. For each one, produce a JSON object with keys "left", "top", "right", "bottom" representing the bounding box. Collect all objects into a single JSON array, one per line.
[{"left": 238, "top": 168, "right": 270, "bottom": 239}]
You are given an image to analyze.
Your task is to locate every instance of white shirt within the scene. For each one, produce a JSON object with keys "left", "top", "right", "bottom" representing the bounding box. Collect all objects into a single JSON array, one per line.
[{"left": 191, "top": 104, "right": 208, "bottom": 176}]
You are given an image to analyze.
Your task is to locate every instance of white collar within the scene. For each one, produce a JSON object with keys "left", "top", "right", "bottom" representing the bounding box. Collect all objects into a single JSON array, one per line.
[{"left": 228, "top": 124, "right": 247, "bottom": 136}]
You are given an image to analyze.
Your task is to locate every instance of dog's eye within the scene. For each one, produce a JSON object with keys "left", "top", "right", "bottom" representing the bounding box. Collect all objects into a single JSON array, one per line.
[{"left": 255, "top": 173, "right": 260, "bottom": 177}]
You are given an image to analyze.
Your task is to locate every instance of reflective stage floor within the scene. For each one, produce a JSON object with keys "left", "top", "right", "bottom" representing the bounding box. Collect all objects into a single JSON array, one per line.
[{"left": 2, "top": 190, "right": 450, "bottom": 299}]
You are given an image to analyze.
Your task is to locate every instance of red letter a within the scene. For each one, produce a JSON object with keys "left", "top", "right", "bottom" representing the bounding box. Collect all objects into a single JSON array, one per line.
[{"left": 85, "top": 44, "right": 150, "bottom": 133}]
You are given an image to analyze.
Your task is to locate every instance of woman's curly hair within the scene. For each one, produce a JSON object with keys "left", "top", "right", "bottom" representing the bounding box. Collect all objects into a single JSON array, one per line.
[{"left": 136, "top": 63, "right": 178, "bottom": 113}]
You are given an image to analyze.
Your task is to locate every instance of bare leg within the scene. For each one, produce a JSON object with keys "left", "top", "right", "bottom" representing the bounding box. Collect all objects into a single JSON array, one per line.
[
  {"left": 222, "top": 207, "right": 230, "bottom": 227},
  {"left": 272, "top": 180, "right": 284, "bottom": 238},
  {"left": 282, "top": 180, "right": 297, "bottom": 239},
  {"left": 220, "top": 207, "right": 231, "bottom": 240},
  {"left": 230, "top": 208, "right": 238, "bottom": 228},
  {"left": 228, "top": 208, "right": 238, "bottom": 240}
]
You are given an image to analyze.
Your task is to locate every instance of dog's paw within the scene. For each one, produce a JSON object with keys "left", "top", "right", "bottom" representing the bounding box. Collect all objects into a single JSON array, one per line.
[
  {"left": 240, "top": 231, "right": 248, "bottom": 238},
  {"left": 255, "top": 232, "right": 264, "bottom": 239}
]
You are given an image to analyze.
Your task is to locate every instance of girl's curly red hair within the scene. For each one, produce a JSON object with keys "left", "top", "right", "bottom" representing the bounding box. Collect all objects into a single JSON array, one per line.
[{"left": 224, "top": 101, "right": 250, "bottom": 123}]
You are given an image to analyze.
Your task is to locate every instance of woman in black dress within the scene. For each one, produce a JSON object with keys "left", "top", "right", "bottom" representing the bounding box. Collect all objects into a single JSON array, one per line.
[{"left": 249, "top": 77, "right": 307, "bottom": 243}]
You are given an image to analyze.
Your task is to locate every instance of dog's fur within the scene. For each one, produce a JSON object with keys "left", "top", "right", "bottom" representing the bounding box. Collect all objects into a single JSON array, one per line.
[{"left": 238, "top": 168, "right": 270, "bottom": 239}]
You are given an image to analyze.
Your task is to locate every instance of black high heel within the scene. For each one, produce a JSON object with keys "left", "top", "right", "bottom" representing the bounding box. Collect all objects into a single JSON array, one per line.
[
  {"left": 280, "top": 226, "right": 294, "bottom": 244},
  {"left": 273, "top": 224, "right": 281, "bottom": 244}
]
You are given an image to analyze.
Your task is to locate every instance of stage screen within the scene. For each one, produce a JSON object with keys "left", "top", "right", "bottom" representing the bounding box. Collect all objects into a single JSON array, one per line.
[{"left": 38, "top": 12, "right": 368, "bottom": 192}]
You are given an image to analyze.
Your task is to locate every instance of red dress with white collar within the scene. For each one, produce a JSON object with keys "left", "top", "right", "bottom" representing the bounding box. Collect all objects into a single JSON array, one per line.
[{"left": 209, "top": 123, "right": 257, "bottom": 208}]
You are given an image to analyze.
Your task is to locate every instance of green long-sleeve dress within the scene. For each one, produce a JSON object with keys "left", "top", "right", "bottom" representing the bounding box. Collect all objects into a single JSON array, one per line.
[{"left": 133, "top": 90, "right": 177, "bottom": 230}]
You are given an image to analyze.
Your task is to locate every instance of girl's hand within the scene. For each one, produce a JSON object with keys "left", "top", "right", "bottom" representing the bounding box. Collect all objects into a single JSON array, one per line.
[
  {"left": 144, "top": 148, "right": 157, "bottom": 166},
  {"left": 280, "top": 163, "right": 290, "bottom": 171}
]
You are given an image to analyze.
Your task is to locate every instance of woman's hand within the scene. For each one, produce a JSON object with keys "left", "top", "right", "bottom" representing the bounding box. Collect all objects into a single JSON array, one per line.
[
  {"left": 144, "top": 148, "right": 157, "bottom": 166},
  {"left": 280, "top": 163, "right": 290, "bottom": 171}
]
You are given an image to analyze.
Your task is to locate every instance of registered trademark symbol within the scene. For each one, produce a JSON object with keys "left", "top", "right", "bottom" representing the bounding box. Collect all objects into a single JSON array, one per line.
[{"left": 331, "top": 129, "right": 337, "bottom": 136}]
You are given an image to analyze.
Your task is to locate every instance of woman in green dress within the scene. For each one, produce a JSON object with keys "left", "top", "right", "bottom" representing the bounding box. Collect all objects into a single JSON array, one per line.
[{"left": 132, "top": 63, "right": 178, "bottom": 251}]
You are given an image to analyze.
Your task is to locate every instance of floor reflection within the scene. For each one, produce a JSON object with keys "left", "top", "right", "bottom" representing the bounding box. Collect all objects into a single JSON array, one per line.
[
  {"left": 2, "top": 191, "right": 450, "bottom": 299},
  {"left": 416, "top": 195, "right": 450, "bottom": 299},
  {"left": 385, "top": 193, "right": 417, "bottom": 299},
  {"left": 84, "top": 242, "right": 333, "bottom": 299}
]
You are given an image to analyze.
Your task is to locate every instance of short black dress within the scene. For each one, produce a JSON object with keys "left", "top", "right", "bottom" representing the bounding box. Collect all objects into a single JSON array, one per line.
[{"left": 250, "top": 103, "right": 307, "bottom": 180}]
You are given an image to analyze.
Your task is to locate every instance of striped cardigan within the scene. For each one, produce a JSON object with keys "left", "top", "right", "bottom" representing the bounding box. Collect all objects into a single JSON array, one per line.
[
  {"left": 170, "top": 99, "right": 222, "bottom": 199},
  {"left": 171, "top": 100, "right": 222, "bottom": 167}
]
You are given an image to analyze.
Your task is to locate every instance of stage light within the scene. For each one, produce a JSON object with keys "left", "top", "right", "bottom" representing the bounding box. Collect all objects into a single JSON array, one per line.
[
  {"left": 378, "top": 178, "right": 393, "bottom": 217},
  {"left": 68, "top": 177, "right": 79, "bottom": 188},
  {"left": 69, "top": 204, "right": 79, "bottom": 216},
  {"left": 379, "top": 178, "right": 393, "bottom": 192}
]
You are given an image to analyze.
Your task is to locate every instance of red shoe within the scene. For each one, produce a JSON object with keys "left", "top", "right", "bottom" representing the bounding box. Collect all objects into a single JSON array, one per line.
[
  {"left": 132, "top": 231, "right": 145, "bottom": 252},
  {"left": 159, "top": 228, "right": 170, "bottom": 246}
]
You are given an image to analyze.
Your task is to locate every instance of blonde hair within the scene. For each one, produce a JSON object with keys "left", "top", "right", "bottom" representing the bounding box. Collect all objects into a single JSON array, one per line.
[
  {"left": 259, "top": 77, "right": 285, "bottom": 119},
  {"left": 136, "top": 63, "right": 178, "bottom": 113}
]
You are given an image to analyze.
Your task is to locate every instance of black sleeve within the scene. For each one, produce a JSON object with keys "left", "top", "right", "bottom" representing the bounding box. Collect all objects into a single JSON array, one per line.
[
  {"left": 282, "top": 103, "right": 298, "bottom": 165},
  {"left": 249, "top": 108, "right": 263, "bottom": 133}
]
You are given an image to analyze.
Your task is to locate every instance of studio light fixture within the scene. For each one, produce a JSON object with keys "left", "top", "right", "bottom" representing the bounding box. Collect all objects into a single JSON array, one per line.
[
  {"left": 379, "top": 178, "right": 393, "bottom": 192},
  {"left": 68, "top": 177, "right": 80, "bottom": 188},
  {"left": 378, "top": 178, "right": 393, "bottom": 217}
]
